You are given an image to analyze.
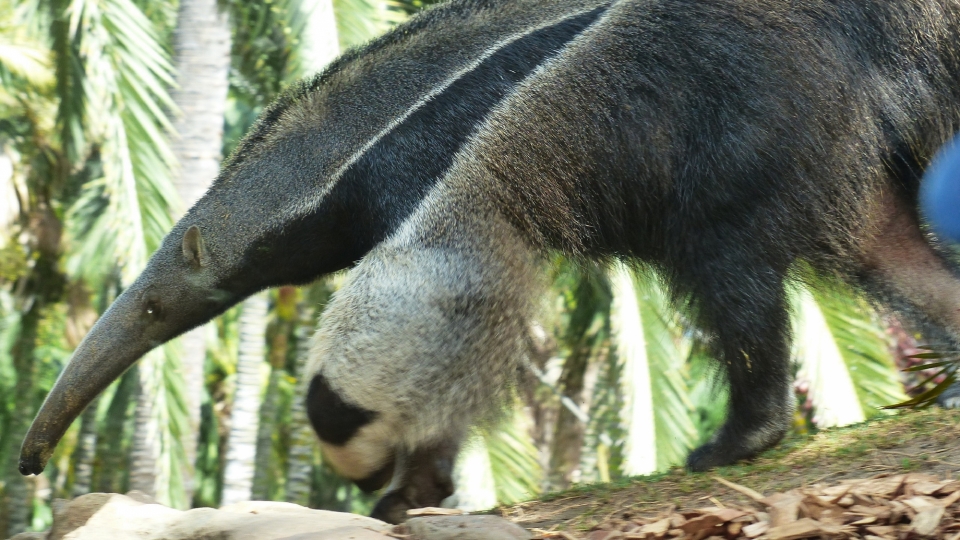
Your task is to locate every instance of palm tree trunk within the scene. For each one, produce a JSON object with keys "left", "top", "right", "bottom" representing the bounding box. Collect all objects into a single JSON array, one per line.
[
  {"left": 221, "top": 293, "right": 268, "bottom": 506},
  {"left": 252, "top": 287, "right": 299, "bottom": 500},
  {"left": 547, "top": 344, "right": 592, "bottom": 490},
  {"left": 179, "top": 327, "right": 208, "bottom": 490},
  {"left": 170, "top": 0, "right": 231, "bottom": 211},
  {"left": 168, "top": 0, "right": 231, "bottom": 502},
  {"left": 285, "top": 319, "right": 317, "bottom": 506},
  {"left": 2, "top": 205, "right": 64, "bottom": 537},
  {"left": 94, "top": 369, "right": 138, "bottom": 494},
  {"left": 71, "top": 397, "right": 101, "bottom": 497},
  {"left": 251, "top": 367, "right": 282, "bottom": 501},
  {"left": 129, "top": 361, "right": 159, "bottom": 496}
]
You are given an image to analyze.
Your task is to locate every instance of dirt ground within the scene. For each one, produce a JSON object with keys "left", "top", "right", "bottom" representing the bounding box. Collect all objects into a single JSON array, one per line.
[{"left": 501, "top": 409, "right": 960, "bottom": 535}]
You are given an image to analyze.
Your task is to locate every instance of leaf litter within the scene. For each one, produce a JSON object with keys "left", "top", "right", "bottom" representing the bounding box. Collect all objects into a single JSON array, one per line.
[
  {"left": 505, "top": 409, "right": 960, "bottom": 539},
  {"left": 529, "top": 473, "right": 960, "bottom": 539}
]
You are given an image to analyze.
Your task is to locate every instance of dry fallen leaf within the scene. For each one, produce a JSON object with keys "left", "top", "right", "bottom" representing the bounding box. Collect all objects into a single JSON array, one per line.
[
  {"left": 766, "top": 517, "right": 822, "bottom": 540},
  {"left": 549, "top": 472, "right": 960, "bottom": 539}
]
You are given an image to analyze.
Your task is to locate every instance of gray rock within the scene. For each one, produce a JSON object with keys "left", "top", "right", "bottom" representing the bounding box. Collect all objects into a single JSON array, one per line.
[
  {"left": 9, "top": 533, "right": 47, "bottom": 540},
  {"left": 27, "top": 493, "right": 394, "bottom": 540},
  {"left": 406, "top": 515, "right": 531, "bottom": 540}
]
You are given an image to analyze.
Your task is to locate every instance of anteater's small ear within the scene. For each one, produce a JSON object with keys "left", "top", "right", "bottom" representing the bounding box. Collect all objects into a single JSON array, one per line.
[{"left": 182, "top": 225, "right": 206, "bottom": 268}]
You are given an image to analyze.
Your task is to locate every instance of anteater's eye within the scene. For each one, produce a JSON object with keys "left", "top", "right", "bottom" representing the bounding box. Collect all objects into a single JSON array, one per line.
[{"left": 144, "top": 298, "right": 162, "bottom": 319}]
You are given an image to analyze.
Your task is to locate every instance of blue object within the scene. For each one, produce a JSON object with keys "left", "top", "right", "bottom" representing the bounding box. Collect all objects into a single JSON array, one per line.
[{"left": 921, "top": 133, "right": 960, "bottom": 244}]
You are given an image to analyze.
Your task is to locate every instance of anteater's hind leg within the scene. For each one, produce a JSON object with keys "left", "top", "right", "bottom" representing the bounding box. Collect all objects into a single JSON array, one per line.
[
  {"left": 682, "top": 247, "right": 794, "bottom": 471},
  {"left": 859, "top": 192, "right": 960, "bottom": 340},
  {"left": 858, "top": 191, "right": 960, "bottom": 407}
]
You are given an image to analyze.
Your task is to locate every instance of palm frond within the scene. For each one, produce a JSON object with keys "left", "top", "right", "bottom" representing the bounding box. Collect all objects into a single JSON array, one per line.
[
  {"left": 609, "top": 263, "right": 656, "bottom": 476},
  {"left": 685, "top": 343, "right": 728, "bottom": 446},
  {"left": 632, "top": 269, "right": 697, "bottom": 471},
  {"left": 452, "top": 432, "right": 498, "bottom": 511},
  {"left": 485, "top": 406, "right": 542, "bottom": 505},
  {"left": 0, "top": 0, "right": 52, "bottom": 88},
  {"left": 610, "top": 263, "right": 697, "bottom": 475},
  {"left": 797, "top": 280, "right": 906, "bottom": 419},
  {"left": 228, "top": 0, "right": 310, "bottom": 103},
  {"left": 63, "top": 0, "right": 178, "bottom": 286},
  {"left": 0, "top": 43, "right": 52, "bottom": 87},
  {"left": 332, "top": 0, "right": 403, "bottom": 48},
  {"left": 790, "top": 283, "right": 866, "bottom": 428}
]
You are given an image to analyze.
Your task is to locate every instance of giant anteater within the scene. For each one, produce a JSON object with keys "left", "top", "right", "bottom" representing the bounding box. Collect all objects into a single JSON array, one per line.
[{"left": 20, "top": 0, "right": 960, "bottom": 523}]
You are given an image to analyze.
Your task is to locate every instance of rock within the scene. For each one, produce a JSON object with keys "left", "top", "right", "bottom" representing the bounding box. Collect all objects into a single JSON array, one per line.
[
  {"left": 277, "top": 529, "right": 394, "bottom": 540},
  {"left": 124, "top": 490, "right": 158, "bottom": 505},
  {"left": 49, "top": 493, "right": 117, "bottom": 540},
  {"left": 8, "top": 533, "right": 46, "bottom": 540},
  {"left": 33, "top": 492, "right": 395, "bottom": 540},
  {"left": 406, "top": 515, "right": 531, "bottom": 540}
]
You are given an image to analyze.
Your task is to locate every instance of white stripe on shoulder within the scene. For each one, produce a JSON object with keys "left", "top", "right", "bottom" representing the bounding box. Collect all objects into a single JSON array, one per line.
[{"left": 283, "top": 4, "right": 611, "bottom": 222}]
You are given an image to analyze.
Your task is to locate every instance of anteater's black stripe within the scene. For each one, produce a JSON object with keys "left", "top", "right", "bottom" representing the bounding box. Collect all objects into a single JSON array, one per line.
[{"left": 251, "top": 6, "right": 609, "bottom": 284}]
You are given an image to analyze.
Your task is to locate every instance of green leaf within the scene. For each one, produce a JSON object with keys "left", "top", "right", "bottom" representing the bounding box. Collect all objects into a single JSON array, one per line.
[
  {"left": 885, "top": 369, "right": 957, "bottom": 409},
  {"left": 332, "top": 0, "right": 402, "bottom": 49},
  {"left": 609, "top": 263, "right": 697, "bottom": 474},
  {"left": 903, "top": 360, "right": 955, "bottom": 372},
  {"left": 907, "top": 352, "right": 947, "bottom": 360},
  {"left": 484, "top": 405, "right": 542, "bottom": 505},
  {"left": 792, "top": 277, "right": 906, "bottom": 423}
]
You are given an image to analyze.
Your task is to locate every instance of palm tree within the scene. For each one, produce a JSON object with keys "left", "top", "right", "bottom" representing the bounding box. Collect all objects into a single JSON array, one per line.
[
  {"left": 60, "top": 0, "right": 189, "bottom": 506},
  {"left": 0, "top": 4, "right": 56, "bottom": 533},
  {"left": 252, "top": 286, "right": 298, "bottom": 500},
  {"left": 220, "top": 291, "right": 268, "bottom": 505},
  {"left": 285, "top": 311, "right": 319, "bottom": 506},
  {"left": 0, "top": 0, "right": 182, "bottom": 527},
  {"left": 612, "top": 264, "right": 698, "bottom": 474},
  {"left": 547, "top": 261, "right": 611, "bottom": 489},
  {"left": 165, "top": 0, "right": 232, "bottom": 502},
  {"left": 790, "top": 275, "right": 906, "bottom": 427}
]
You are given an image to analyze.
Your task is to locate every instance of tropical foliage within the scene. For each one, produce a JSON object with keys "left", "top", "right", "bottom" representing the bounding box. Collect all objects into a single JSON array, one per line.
[{"left": 0, "top": 0, "right": 920, "bottom": 536}]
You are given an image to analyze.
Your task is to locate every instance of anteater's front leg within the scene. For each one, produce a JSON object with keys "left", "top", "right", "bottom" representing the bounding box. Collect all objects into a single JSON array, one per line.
[
  {"left": 370, "top": 441, "right": 460, "bottom": 524},
  {"left": 305, "top": 203, "right": 542, "bottom": 522}
]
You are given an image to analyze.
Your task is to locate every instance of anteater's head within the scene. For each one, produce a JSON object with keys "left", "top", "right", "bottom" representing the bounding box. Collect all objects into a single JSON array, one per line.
[{"left": 18, "top": 70, "right": 378, "bottom": 475}]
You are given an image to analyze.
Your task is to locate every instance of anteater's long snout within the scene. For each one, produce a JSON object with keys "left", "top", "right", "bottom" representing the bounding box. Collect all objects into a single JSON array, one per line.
[{"left": 19, "top": 289, "right": 155, "bottom": 475}]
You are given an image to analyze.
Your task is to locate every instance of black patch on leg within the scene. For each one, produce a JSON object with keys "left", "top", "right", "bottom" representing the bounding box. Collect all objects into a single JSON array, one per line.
[{"left": 306, "top": 373, "right": 377, "bottom": 445}]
